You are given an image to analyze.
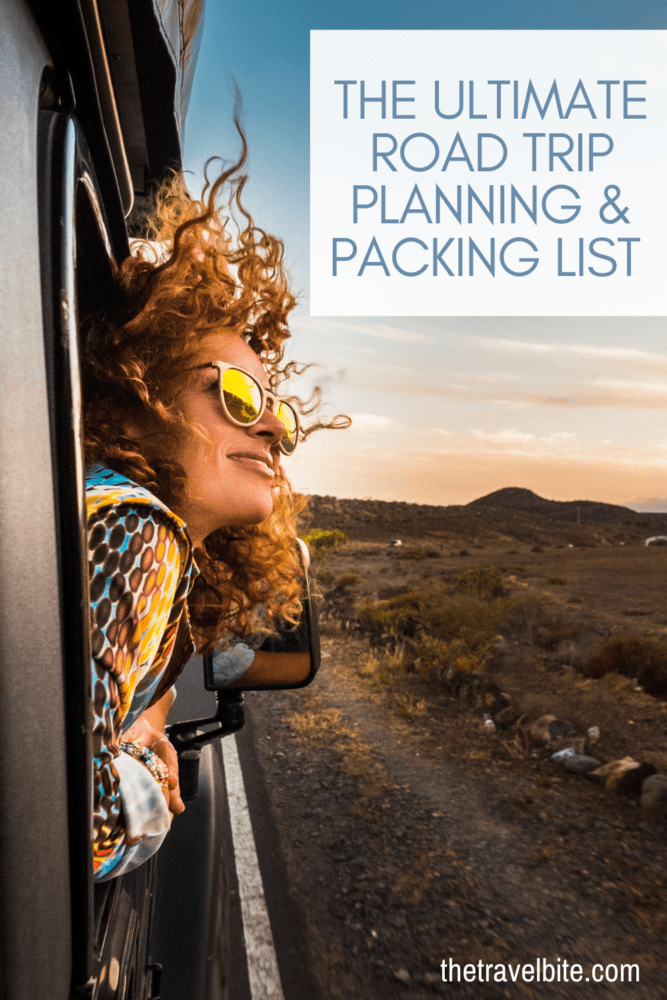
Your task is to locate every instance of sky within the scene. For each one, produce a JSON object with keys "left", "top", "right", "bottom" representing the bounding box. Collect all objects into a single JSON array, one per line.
[{"left": 183, "top": 0, "right": 667, "bottom": 509}]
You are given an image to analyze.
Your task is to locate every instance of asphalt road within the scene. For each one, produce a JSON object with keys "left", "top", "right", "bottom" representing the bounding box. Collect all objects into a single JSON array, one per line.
[{"left": 169, "top": 655, "right": 320, "bottom": 1000}]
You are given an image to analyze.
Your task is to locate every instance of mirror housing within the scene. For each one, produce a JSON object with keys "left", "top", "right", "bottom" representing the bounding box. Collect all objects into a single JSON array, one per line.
[
  {"left": 169, "top": 540, "right": 320, "bottom": 799},
  {"left": 202, "top": 537, "right": 321, "bottom": 692}
]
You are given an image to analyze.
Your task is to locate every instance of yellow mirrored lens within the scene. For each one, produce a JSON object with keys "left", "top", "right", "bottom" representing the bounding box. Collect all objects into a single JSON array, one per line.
[
  {"left": 222, "top": 368, "right": 262, "bottom": 424},
  {"left": 276, "top": 401, "right": 298, "bottom": 453}
]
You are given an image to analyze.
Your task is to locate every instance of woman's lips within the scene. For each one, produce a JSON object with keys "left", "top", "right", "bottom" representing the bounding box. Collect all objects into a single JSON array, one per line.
[{"left": 228, "top": 452, "right": 275, "bottom": 478}]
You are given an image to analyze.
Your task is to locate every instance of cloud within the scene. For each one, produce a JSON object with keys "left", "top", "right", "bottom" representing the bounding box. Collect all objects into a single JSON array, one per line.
[
  {"left": 293, "top": 316, "right": 435, "bottom": 344},
  {"left": 472, "top": 428, "right": 535, "bottom": 443},
  {"left": 472, "top": 338, "right": 667, "bottom": 363},
  {"left": 355, "top": 370, "right": 667, "bottom": 410},
  {"left": 289, "top": 442, "right": 667, "bottom": 507},
  {"left": 592, "top": 379, "right": 667, "bottom": 393},
  {"left": 349, "top": 413, "right": 396, "bottom": 431},
  {"left": 543, "top": 431, "right": 577, "bottom": 443}
]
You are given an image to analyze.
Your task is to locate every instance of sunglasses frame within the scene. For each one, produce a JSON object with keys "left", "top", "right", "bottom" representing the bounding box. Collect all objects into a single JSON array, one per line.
[{"left": 208, "top": 361, "right": 300, "bottom": 456}]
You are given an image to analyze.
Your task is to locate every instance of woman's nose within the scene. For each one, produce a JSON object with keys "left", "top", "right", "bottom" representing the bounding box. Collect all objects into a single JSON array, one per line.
[{"left": 249, "top": 401, "right": 284, "bottom": 446}]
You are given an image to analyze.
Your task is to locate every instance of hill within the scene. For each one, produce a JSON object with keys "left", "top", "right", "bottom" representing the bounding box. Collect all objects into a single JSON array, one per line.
[
  {"left": 299, "top": 488, "right": 667, "bottom": 546},
  {"left": 469, "top": 487, "right": 635, "bottom": 524}
]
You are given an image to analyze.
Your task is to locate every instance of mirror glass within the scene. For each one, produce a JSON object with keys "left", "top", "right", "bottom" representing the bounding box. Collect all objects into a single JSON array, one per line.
[{"left": 203, "top": 540, "right": 321, "bottom": 691}]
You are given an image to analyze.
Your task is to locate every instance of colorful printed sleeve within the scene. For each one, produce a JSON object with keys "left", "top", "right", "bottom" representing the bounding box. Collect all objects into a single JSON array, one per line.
[{"left": 89, "top": 503, "right": 188, "bottom": 881}]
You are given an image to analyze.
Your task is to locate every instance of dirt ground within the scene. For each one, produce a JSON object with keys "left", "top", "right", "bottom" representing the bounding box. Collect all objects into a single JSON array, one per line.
[{"left": 247, "top": 540, "right": 667, "bottom": 998}]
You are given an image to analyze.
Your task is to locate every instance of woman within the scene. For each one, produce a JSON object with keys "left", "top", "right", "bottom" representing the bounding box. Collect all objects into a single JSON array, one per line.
[{"left": 83, "top": 141, "right": 332, "bottom": 881}]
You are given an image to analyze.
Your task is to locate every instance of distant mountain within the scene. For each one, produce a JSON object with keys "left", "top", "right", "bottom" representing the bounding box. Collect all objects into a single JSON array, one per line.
[
  {"left": 627, "top": 498, "right": 667, "bottom": 513},
  {"left": 300, "top": 488, "right": 667, "bottom": 544},
  {"left": 468, "top": 487, "right": 635, "bottom": 524}
]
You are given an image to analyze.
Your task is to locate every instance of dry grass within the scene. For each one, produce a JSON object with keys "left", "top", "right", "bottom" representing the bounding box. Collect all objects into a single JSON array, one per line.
[
  {"left": 312, "top": 537, "right": 667, "bottom": 772},
  {"left": 393, "top": 693, "right": 428, "bottom": 720},
  {"left": 355, "top": 646, "right": 406, "bottom": 688},
  {"left": 286, "top": 690, "right": 389, "bottom": 794},
  {"left": 456, "top": 564, "right": 505, "bottom": 600},
  {"left": 303, "top": 528, "right": 348, "bottom": 553},
  {"left": 587, "top": 634, "right": 667, "bottom": 698}
]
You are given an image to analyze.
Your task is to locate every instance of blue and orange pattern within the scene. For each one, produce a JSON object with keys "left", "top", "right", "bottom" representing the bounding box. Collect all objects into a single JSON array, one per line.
[{"left": 87, "top": 465, "right": 199, "bottom": 879}]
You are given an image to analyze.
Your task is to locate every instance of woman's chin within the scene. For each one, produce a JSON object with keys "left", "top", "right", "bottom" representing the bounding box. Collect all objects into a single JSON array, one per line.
[{"left": 228, "top": 489, "right": 275, "bottom": 526}]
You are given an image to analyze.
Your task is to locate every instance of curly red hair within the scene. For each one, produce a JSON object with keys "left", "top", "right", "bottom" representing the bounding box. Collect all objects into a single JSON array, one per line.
[{"left": 82, "top": 135, "right": 309, "bottom": 651}]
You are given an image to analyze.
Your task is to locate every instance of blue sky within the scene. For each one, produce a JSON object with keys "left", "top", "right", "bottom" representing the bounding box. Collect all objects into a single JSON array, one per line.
[{"left": 183, "top": 1, "right": 667, "bottom": 508}]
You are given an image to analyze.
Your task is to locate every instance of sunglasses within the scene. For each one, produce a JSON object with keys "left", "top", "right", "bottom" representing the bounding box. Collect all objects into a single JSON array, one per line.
[{"left": 207, "top": 361, "right": 299, "bottom": 456}]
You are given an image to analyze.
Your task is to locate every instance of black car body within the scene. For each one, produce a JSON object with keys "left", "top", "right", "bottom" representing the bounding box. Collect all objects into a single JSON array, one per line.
[{"left": 0, "top": 4, "right": 317, "bottom": 998}]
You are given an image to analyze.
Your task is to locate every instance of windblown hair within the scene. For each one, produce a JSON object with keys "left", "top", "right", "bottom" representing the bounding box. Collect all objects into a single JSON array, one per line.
[{"left": 82, "top": 132, "right": 310, "bottom": 652}]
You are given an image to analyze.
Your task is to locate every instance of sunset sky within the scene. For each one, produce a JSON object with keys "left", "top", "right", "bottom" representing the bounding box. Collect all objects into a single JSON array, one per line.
[{"left": 183, "top": 0, "right": 667, "bottom": 510}]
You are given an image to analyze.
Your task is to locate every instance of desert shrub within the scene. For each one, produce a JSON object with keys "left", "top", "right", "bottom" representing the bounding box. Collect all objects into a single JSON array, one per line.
[
  {"left": 357, "top": 581, "right": 502, "bottom": 656},
  {"left": 535, "top": 619, "right": 580, "bottom": 651},
  {"left": 377, "top": 585, "right": 410, "bottom": 600},
  {"left": 356, "top": 646, "right": 406, "bottom": 688},
  {"left": 334, "top": 573, "right": 359, "bottom": 590},
  {"left": 394, "top": 694, "right": 427, "bottom": 720},
  {"left": 498, "top": 594, "right": 579, "bottom": 650},
  {"left": 587, "top": 634, "right": 667, "bottom": 698},
  {"left": 400, "top": 547, "right": 428, "bottom": 560},
  {"left": 303, "top": 528, "right": 347, "bottom": 552},
  {"left": 316, "top": 569, "right": 335, "bottom": 586},
  {"left": 424, "top": 595, "right": 500, "bottom": 650},
  {"left": 412, "top": 633, "right": 491, "bottom": 677},
  {"left": 426, "top": 550, "right": 441, "bottom": 558},
  {"left": 356, "top": 591, "right": 422, "bottom": 636},
  {"left": 547, "top": 576, "right": 567, "bottom": 585},
  {"left": 456, "top": 565, "right": 505, "bottom": 601},
  {"left": 496, "top": 594, "right": 551, "bottom": 643}
]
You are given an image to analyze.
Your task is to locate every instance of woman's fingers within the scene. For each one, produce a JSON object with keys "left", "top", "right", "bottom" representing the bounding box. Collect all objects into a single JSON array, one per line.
[
  {"left": 151, "top": 737, "right": 185, "bottom": 815},
  {"left": 169, "top": 785, "right": 185, "bottom": 816}
]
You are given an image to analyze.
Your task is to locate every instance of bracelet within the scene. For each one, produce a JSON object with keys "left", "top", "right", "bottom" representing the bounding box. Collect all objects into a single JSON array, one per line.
[{"left": 120, "top": 741, "right": 169, "bottom": 792}]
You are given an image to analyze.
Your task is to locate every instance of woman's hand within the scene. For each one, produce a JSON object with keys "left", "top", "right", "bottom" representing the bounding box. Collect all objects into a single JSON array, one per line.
[
  {"left": 123, "top": 692, "right": 185, "bottom": 817},
  {"left": 148, "top": 736, "right": 185, "bottom": 818}
]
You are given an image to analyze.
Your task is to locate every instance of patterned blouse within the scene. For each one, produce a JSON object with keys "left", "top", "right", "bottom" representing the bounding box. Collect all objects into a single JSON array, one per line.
[{"left": 86, "top": 464, "right": 199, "bottom": 881}]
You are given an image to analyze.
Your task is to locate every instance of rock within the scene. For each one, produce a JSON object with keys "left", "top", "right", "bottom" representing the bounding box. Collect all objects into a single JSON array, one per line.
[
  {"left": 550, "top": 748, "right": 575, "bottom": 762},
  {"left": 394, "top": 968, "right": 411, "bottom": 984},
  {"left": 548, "top": 718, "right": 577, "bottom": 741},
  {"left": 640, "top": 774, "right": 667, "bottom": 817},
  {"left": 442, "top": 666, "right": 456, "bottom": 688},
  {"left": 530, "top": 715, "right": 557, "bottom": 745},
  {"left": 587, "top": 757, "right": 639, "bottom": 785},
  {"left": 495, "top": 706, "right": 519, "bottom": 729},
  {"left": 587, "top": 725, "right": 600, "bottom": 745},
  {"left": 480, "top": 682, "right": 502, "bottom": 714},
  {"left": 615, "top": 762, "right": 657, "bottom": 797},
  {"left": 563, "top": 755, "right": 602, "bottom": 775},
  {"left": 492, "top": 635, "right": 509, "bottom": 655},
  {"left": 530, "top": 715, "right": 579, "bottom": 751}
]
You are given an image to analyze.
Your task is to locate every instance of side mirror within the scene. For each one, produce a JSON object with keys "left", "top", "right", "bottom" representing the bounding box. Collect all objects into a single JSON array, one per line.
[
  {"left": 168, "top": 539, "right": 321, "bottom": 799},
  {"left": 202, "top": 537, "right": 321, "bottom": 691}
]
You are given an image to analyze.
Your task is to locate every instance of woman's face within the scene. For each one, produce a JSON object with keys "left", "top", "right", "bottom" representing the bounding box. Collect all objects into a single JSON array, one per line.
[{"left": 171, "top": 332, "right": 287, "bottom": 546}]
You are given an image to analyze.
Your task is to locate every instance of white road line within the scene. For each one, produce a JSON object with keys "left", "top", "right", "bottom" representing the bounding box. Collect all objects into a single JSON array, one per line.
[{"left": 223, "top": 735, "right": 285, "bottom": 1000}]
